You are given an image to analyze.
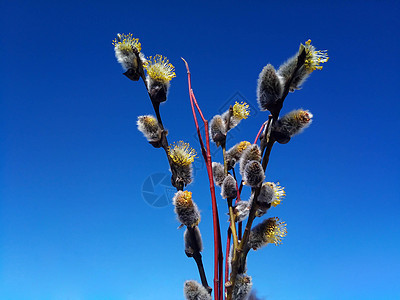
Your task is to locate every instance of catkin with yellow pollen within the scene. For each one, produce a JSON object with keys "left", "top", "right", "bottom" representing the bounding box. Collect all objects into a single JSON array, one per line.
[
  {"left": 303, "top": 39, "right": 329, "bottom": 72},
  {"left": 249, "top": 217, "right": 287, "bottom": 249},
  {"left": 112, "top": 33, "right": 144, "bottom": 81},
  {"left": 266, "top": 182, "right": 286, "bottom": 207},
  {"left": 144, "top": 55, "right": 176, "bottom": 103},
  {"left": 225, "top": 141, "right": 251, "bottom": 169},
  {"left": 222, "top": 101, "right": 250, "bottom": 130},
  {"left": 277, "top": 39, "right": 329, "bottom": 92},
  {"left": 169, "top": 141, "right": 197, "bottom": 186},
  {"left": 136, "top": 115, "right": 162, "bottom": 142},
  {"left": 173, "top": 191, "right": 200, "bottom": 227}
]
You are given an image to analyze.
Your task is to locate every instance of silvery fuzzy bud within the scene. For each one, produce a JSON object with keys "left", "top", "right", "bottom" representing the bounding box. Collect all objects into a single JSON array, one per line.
[
  {"left": 257, "top": 64, "right": 283, "bottom": 112},
  {"left": 234, "top": 201, "right": 250, "bottom": 222},
  {"left": 221, "top": 174, "right": 238, "bottom": 199},
  {"left": 137, "top": 115, "right": 162, "bottom": 143},
  {"left": 222, "top": 110, "right": 239, "bottom": 130},
  {"left": 259, "top": 182, "right": 274, "bottom": 204},
  {"left": 212, "top": 162, "right": 226, "bottom": 186},
  {"left": 233, "top": 274, "right": 252, "bottom": 300},
  {"left": 225, "top": 141, "right": 251, "bottom": 169},
  {"left": 243, "top": 161, "right": 265, "bottom": 188},
  {"left": 271, "top": 109, "right": 313, "bottom": 144},
  {"left": 173, "top": 191, "right": 201, "bottom": 227},
  {"left": 184, "top": 227, "right": 203, "bottom": 257},
  {"left": 209, "top": 115, "right": 226, "bottom": 146},
  {"left": 175, "top": 164, "right": 193, "bottom": 186},
  {"left": 184, "top": 280, "right": 212, "bottom": 300},
  {"left": 249, "top": 185, "right": 272, "bottom": 218},
  {"left": 277, "top": 54, "right": 309, "bottom": 92},
  {"left": 249, "top": 217, "right": 287, "bottom": 250},
  {"left": 239, "top": 145, "right": 262, "bottom": 176}
]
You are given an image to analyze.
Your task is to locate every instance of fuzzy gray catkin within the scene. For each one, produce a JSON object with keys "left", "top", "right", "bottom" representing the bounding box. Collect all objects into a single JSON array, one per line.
[
  {"left": 184, "top": 227, "right": 203, "bottom": 256},
  {"left": 243, "top": 161, "right": 265, "bottom": 187},
  {"left": 259, "top": 182, "right": 274, "bottom": 204},
  {"left": 173, "top": 191, "right": 200, "bottom": 227},
  {"left": 209, "top": 115, "right": 226, "bottom": 146},
  {"left": 175, "top": 164, "right": 193, "bottom": 186},
  {"left": 272, "top": 109, "right": 313, "bottom": 143},
  {"left": 136, "top": 115, "right": 162, "bottom": 142},
  {"left": 248, "top": 217, "right": 287, "bottom": 249},
  {"left": 249, "top": 184, "right": 273, "bottom": 217},
  {"left": 234, "top": 201, "right": 250, "bottom": 222},
  {"left": 115, "top": 47, "right": 138, "bottom": 71},
  {"left": 249, "top": 220, "right": 269, "bottom": 250},
  {"left": 184, "top": 280, "right": 212, "bottom": 300},
  {"left": 277, "top": 54, "right": 310, "bottom": 92},
  {"left": 222, "top": 110, "right": 240, "bottom": 130},
  {"left": 221, "top": 174, "right": 238, "bottom": 199},
  {"left": 212, "top": 162, "right": 226, "bottom": 186},
  {"left": 146, "top": 77, "right": 169, "bottom": 103},
  {"left": 257, "top": 64, "right": 283, "bottom": 112},
  {"left": 113, "top": 33, "right": 144, "bottom": 81},
  {"left": 233, "top": 274, "right": 253, "bottom": 300},
  {"left": 225, "top": 141, "right": 251, "bottom": 169},
  {"left": 239, "top": 145, "right": 262, "bottom": 176}
]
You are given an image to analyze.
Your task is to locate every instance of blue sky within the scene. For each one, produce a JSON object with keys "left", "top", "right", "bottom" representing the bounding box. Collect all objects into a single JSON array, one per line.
[{"left": 1, "top": 1, "right": 400, "bottom": 299}]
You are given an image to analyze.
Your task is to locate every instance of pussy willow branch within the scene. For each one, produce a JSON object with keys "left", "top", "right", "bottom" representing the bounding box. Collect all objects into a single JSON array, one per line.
[
  {"left": 225, "top": 124, "right": 273, "bottom": 300},
  {"left": 221, "top": 107, "right": 239, "bottom": 270},
  {"left": 137, "top": 64, "right": 211, "bottom": 293},
  {"left": 226, "top": 49, "right": 307, "bottom": 300},
  {"left": 183, "top": 58, "right": 224, "bottom": 300}
]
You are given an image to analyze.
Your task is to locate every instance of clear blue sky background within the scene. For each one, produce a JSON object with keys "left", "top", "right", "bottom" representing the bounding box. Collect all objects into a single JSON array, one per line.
[{"left": 1, "top": 1, "right": 400, "bottom": 299}]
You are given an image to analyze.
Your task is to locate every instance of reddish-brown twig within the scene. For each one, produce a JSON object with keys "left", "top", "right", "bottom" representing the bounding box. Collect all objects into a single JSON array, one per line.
[
  {"left": 253, "top": 120, "right": 268, "bottom": 145},
  {"left": 183, "top": 58, "right": 224, "bottom": 300}
]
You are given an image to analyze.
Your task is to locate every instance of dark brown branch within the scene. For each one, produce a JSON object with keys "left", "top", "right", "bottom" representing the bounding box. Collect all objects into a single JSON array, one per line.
[
  {"left": 137, "top": 66, "right": 211, "bottom": 293},
  {"left": 226, "top": 49, "right": 307, "bottom": 300}
]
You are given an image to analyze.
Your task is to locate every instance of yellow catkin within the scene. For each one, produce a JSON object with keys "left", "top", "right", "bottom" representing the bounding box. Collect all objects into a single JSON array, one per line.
[
  {"left": 233, "top": 102, "right": 250, "bottom": 120},
  {"left": 303, "top": 39, "right": 329, "bottom": 72},
  {"left": 144, "top": 55, "right": 176, "bottom": 82},
  {"left": 169, "top": 141, "right": 197, "bottom": 166},
  {"left": 112, "top": 33, "right": 142, "bottom": 52}
]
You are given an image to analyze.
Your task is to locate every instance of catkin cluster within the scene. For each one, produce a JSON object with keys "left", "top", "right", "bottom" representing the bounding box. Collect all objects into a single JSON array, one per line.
[{"left": 114, "top": 34, "right": 328, "bottom": 300}]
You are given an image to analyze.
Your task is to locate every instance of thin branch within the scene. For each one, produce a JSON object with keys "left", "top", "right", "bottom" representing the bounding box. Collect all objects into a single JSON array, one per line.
[
  {"left": 226, "top": 49, "right": 307, "bottom": 300},
  {"left": 253, "top": 120, "right": 268, "bottom": 145},
  {"left": 137, "top": 67, "right": 211, "bottom": 293},
  {"left": 183, "top": 58, "right": 224, "bottom": 300}
]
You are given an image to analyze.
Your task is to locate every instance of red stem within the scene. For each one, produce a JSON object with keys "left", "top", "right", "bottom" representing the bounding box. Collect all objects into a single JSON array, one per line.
[
  {"left": 253, "top": 121, "right": 268, "bottom": 145},
  {"left": 183, "top": 58, "right": 223, "bottom": 300}
]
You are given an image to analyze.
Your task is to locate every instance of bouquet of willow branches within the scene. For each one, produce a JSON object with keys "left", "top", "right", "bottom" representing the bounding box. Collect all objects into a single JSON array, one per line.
[{"left": 112, "top": 34, "right": 328, "bottom": 300}]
